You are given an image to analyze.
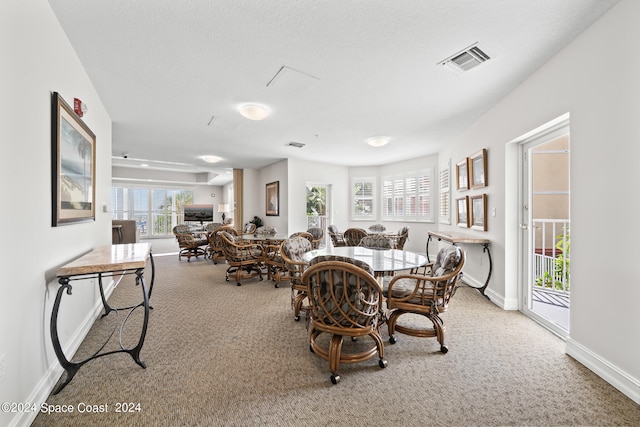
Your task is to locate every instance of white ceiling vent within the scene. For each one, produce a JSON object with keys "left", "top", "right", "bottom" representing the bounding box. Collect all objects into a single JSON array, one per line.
[
  {"left": 439, "top": 43, "right": 490, "bottom": 74},
  {"left": 286, "top": 141, "right": 305, "bottom": 148}
]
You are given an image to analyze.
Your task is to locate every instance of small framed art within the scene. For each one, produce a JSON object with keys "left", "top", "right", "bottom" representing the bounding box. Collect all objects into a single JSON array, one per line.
[
  {"left": 456, "top": 158, "right": 469, "bottom": 191},
  {"left": 469, "top": 148, "right": 488, "bottom": 188},
  {"left": 456, "top": 196, "right": 469, "bottom": 228},
  {"left": 266, "top": 181, "right": 279, "bottom": 216},
  {"left": 51, "top": 92, "right": 96, "bottom": 226},
  {"left": 470, "top": 194, "right": 488, "bottom": 231}
]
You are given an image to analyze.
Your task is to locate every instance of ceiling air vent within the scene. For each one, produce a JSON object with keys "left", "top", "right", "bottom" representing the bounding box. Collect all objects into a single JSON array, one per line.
[
  {"left": 439, "top": 43, "right": 490, "bottom": 74},
  {"left": 286, "top": 141, "right": 305, "bottom": 148}
]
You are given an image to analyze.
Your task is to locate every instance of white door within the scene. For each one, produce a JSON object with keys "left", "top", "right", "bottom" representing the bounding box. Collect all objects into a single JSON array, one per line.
[{"left": 520, "top": 119, "right": 570, "bottom": 338}]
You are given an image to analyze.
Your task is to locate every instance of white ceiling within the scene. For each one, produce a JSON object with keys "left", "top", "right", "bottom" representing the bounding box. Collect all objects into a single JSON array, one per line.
[{"left": 48, "top": 0, "right": 618, "bottom": 186}]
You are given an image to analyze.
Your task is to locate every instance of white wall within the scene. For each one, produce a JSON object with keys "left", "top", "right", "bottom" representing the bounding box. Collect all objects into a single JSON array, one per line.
[
  {"left": 0, "top": 1, "right": 114, "bottom": 426},
  {"left": 287, "top": 159, "right": 350, "bottom": 235},
  {"left": 439, "top": 0, "right": 639, "bottom": 402}
]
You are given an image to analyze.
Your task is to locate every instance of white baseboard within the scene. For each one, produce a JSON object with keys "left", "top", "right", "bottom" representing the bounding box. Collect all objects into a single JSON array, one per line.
[
  {"left": 10, "top": 279, "right": 116, "bottom": 427},
  {"left": 566, "top": 338, "right": 640, "bottom": 405},
  {"left": 461, "top": 274, "right": 518, "bottom": 310}
]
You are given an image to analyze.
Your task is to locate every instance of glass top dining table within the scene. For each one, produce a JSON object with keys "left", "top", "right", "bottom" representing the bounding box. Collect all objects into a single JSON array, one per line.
[{"left": 301, "top": 246, "right": 428, "bottom": 275}]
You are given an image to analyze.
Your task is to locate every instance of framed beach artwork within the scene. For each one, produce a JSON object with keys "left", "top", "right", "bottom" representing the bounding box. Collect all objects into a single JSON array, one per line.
[
  {"left": 469, "top": 148, "right": 488, "bottom": 188},
  {"left": 470, "top": 194, "right": 488, "bottom": 231},
  {"left": 456, "top": 158, "right": 469, "bottom": 191},
  {"left": 456, "top": 196, "right": 469, "bottom": 228},
  {"left": 266, "top": 181, "right": 279, "bottom": 216},
  {"left": 51, "top": 92, "right": 96, "bottom": 226}
]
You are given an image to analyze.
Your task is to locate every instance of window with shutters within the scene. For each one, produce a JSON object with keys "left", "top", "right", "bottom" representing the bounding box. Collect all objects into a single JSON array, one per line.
[
  {"left": 382, "top": 169, "right": 433, "bottom": 222},
  {"left": 439, "top": 163, "right": 451, "bottom": 224},
  {"left": 351, "top": 178, "right": 376, "bottom": 220}
]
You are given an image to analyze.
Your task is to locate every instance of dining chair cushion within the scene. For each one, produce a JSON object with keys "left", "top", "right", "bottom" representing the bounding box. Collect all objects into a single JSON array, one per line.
[{"left": 432, "top": 246, "right": 463, "bottom": 278}]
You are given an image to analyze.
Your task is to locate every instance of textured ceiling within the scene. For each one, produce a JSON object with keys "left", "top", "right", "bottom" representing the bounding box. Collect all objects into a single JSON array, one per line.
[{"left": 48, "top": 0, "right": 618, "bottom": 185}]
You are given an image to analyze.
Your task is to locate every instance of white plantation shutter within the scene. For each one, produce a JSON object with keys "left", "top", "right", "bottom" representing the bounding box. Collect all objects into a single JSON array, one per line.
[
  {"left": 382, "top": 169, "right": 433, "bottom": 221},
  {"left": 439, "top": 165, "right": 450, "bottom": 224}
]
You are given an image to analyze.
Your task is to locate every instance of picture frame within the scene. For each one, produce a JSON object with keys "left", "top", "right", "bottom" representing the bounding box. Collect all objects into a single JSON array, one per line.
[
  {"left": 265, "top": 181, "right": 279, "bottom": 216},
  {"left": 470, "top": 194, "right": 488, "bottom": 231},
  {"left": 51, "top": 92, "right": 96, "bottom": 226},
  {"left": 469, "top": 148, "right": 488, "bottom": 188},
  {"left": 456, "top": 158, "right": 469, "bottom": 191},
  {"left": 456, "top": 196, "right": 469, "bottom": 228}
]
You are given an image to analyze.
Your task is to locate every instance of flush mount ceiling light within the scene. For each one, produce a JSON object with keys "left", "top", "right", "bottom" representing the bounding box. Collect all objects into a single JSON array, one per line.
[
  {"left": 238, "top": 103, "right": 269, "bottom": 121},
  {"left": 201, "top": 155, "right": 222, "bottom": 163},
  {"left": 367, "top": 137, "right": 389, "bottom": 147}
]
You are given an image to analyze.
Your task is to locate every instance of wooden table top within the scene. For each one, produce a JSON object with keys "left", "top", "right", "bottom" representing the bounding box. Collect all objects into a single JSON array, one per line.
[
  {"left": 428, "top": 231, "right": 490, "bottom": 245},
  {"left": 57, "top": 243, "right": 152, "bottom": 277}
]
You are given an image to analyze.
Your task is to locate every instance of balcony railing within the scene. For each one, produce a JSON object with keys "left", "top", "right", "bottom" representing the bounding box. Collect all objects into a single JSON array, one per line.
[{"left": 532, "top": 219, "right": 570, "bottom": 294}]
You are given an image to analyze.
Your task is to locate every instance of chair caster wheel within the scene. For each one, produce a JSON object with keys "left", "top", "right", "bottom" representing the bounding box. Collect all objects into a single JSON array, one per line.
[
  {"left": 330, "top": 374, "right": 340, "bottom": 384},
  {"left": 440, "top": 345, "right": 448, "bottom": 353},
  {"left": 389, "top": 336, "right": 397, "bottom": 344},
  {"left": 274, "top": 283, "right": 279, "bottom": 288},
  {"left": 294, "top": 316, "right": 300, "bottom": 321},
  {"left": 309, "top": 345, "right": 314, "bottom": 353},
  {"left": 379, "top": 358, "right": 388, "bottom": 368},
  {"left": 236, "top": 283, "right": 241, "bottom": 286}
]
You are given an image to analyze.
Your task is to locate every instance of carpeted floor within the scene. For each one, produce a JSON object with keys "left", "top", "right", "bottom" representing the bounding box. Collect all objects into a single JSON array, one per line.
[{"left": 34, "top": 254, "right": 640, "bottom": 426}]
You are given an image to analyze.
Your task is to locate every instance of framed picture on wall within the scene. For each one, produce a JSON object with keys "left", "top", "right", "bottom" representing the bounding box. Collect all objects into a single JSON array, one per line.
[
  {"left": 456, "top": 196, "right": 469, "bottom": 228},
  {"left": 456, "top": 158, "right": 469, "bottom": 191},
  {"left": 469, "top": 148, "right": 488, "bottom": 188},
  {"left": 266, "top": 181, "right": 279, "bottom": 216},
  {"left": 51, "top": 92, "right": 96, "bottom": 226},
  {"left": 470, "top": 194, "right": 488, "bottom": 231}
]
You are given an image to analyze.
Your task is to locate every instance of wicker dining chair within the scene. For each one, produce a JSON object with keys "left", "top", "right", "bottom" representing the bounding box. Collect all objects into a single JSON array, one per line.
[
  {"left": 343, "top": 227, "right": 368, "bottom": 246},
  {"left": 278, "top": 236, "right": 313, "bottom": 320},
  {"left": 385, "top": 245, "right": 465, "bottom": 353},
  {"left": 394, "top": 226, "right": 409, "bottom": 250},
  {"left": 218, "top": 231, "right": 265, "bottom": 286},
  {"left": 327, "top": 225, "right": 347, "bottom": 247},
  {"left": 306, "top": 227, "right": 324, "bottom": 249},
  {"left": 206, "top": 225, "right": 236, "bottom": 264},
  {"left": 302, "top": 259, "right": 387, "bottom": 384}
]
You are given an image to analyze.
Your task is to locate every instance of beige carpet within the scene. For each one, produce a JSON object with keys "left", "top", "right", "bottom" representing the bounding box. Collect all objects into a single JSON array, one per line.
[{"left": 34, "top": 254, "right": 640, "bottom": 426}]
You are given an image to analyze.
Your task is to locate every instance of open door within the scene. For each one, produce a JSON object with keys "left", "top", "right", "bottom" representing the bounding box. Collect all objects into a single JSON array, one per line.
[{"left": 520, "top": 119, "right": 570, "bottom": 338}]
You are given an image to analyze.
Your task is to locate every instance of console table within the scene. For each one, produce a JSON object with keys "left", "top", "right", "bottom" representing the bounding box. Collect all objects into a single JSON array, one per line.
[
  {"left": 427, "top": 231, "right": 491, "bottom": 297},
  {"left": 51, "top": 243, "right": 154, "bottom": 394}
]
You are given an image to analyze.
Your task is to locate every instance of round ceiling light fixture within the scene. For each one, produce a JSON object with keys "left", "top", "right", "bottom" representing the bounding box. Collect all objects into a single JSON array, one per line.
[
  {"left": 367, "top": 136, "right": 389, "bottom": 147},
  {"left": 201, "top": 155, "right": 222, "bottom": 163},
  {"left": 238, "top": 103, "right": 270, "bottom": 121}
]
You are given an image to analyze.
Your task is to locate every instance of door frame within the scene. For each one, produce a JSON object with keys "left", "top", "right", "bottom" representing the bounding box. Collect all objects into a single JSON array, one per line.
[{"left": 506, "top": 113, "right": 570, "bottom": 338}]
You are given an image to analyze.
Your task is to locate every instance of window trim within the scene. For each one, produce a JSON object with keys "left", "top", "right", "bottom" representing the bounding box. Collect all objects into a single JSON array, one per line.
[{"left": 350, "top": 177, "right": 377, "bottom": 221}]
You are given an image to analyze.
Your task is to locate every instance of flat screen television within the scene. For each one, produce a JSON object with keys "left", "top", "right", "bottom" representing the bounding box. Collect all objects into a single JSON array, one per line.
[{"left": 183, "top": 204, "right": 214, "bottom": 224}]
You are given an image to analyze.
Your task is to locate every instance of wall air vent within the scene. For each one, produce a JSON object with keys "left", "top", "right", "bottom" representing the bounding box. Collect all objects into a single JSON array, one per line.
[
  {"left": 286, "top": 141, "right": 305, "bottom": 148},
  {"left": 439, "top": 43, "right": 490, "bottom": 74}
]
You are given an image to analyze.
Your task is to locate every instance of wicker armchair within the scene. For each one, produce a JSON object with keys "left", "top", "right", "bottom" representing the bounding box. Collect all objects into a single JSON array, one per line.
[
  {"left": 343, "top": 227, "right": 368, "bottom": 246},
  {"left": 358, "top": 234, "right": 394, "bottom": 249},
  {"left": 394, "top": 226, "right": 409, "bottom": 249},
  {"left": 255, "top": 226, "right": 278, "bottom": 236},
  {"left": 302, "top": 259, "right": 387, "bottom": 384},
  {"left": 218, "top": 231, "right": 265, "bottom": 286},
  {"left": 289, "top": 231, "right": 314, "bottom": 243},
  {"left": 306, "top": 227, "right": 324, "bottom": 249},
  {"left": 278, "top": 236, "right": 313, "bottom": 320},
  {"left": 327, "top": 225, "right": 346, "bottom": 247},
  {"left": 385, "top": 246, "right": 465, "bottom": 353},
  {"left": 368, "top": 224, "right": 386, "bottom": 233},
  {"left": 207, "top": 225, "right": 237, "bottom": 264},
  {"left": 241, "top": 222, "right": 257, "bottom": 235},
  {"left": 173, "top": 224, "right": 208, "bottom": 261},
  {"left": 204, "top": 222, "right": 224, "bottom": 232}
]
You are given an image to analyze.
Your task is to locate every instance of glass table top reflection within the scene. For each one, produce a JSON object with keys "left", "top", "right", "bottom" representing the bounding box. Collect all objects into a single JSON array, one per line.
[{"left": 302, "top": 246, "right": 427, "bottom": 274}]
